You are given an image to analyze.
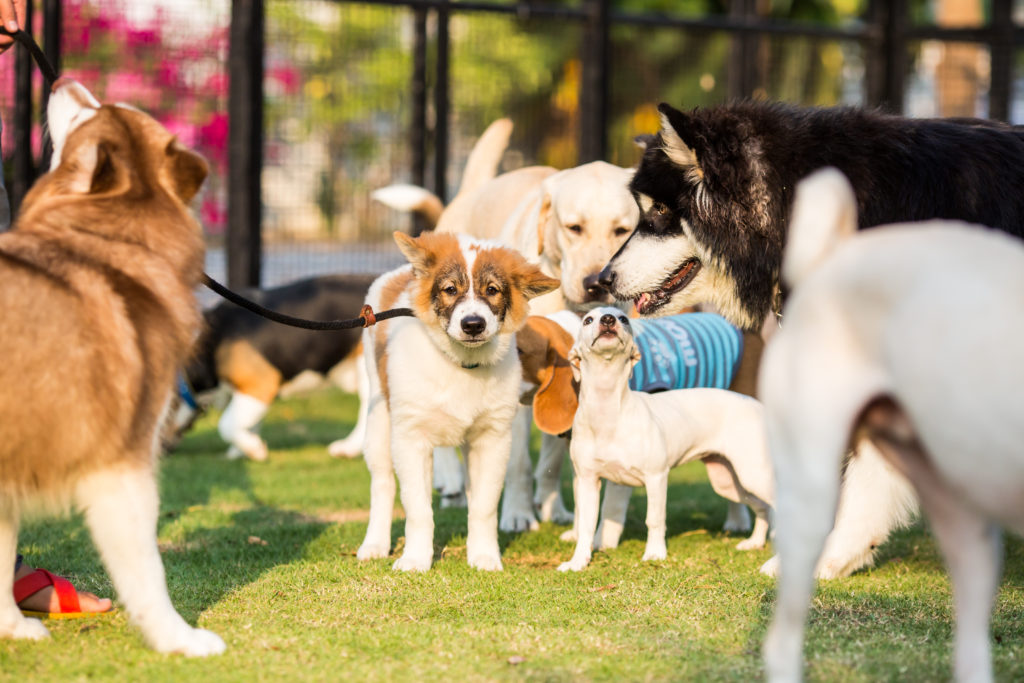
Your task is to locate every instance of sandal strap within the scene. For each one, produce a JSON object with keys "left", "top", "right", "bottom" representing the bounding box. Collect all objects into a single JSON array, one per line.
[{"left": 13, "top": 568, "right": 82, "bottom": 613}]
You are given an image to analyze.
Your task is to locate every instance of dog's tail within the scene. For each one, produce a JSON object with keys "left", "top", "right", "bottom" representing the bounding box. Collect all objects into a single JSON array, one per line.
[
  {"left": 371, "top": 184, "right": 444, "bottom": 228},
  {"left": 783, "top": 167, "right": 858, "bottom": 289},
  {"left": 456, "top": 117, "right": 513, "bottom": 197}
]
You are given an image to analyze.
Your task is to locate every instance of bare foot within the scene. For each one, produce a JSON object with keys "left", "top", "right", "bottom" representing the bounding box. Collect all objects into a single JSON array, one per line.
[{"left": 14, "top": 564, "right": 112, "bottom": 614}]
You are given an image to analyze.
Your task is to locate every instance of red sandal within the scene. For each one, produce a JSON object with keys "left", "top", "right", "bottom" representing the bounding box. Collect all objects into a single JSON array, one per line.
[{"left": 14, "top": 568, "right": 113, "bottom": 620}]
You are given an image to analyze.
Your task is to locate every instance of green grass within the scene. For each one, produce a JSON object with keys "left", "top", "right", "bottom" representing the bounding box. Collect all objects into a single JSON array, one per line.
[{"left": 4, "top": 386, "right": 1024, "bottom": 681}]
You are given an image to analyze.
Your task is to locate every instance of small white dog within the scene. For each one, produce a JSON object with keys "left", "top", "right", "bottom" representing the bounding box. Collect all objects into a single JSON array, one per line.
[
  {"left": 357, "top": 231, "right": 557, "bottom": 572},
  {"left": 761, "top": 168, "right": 1024, "bottom": 683},
  {"left": 558, "top": 307, "right": 774, "bottom": 572}
]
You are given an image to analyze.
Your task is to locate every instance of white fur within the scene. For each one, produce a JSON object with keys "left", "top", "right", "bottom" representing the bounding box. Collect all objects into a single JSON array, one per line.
[
  {"left": 558, "top": 307, "right": 774, "bottom": 571},
  {"left": 47, "top": 80, "right": 101, "bottom": 171},
  {"left": 358, "top": 246, "right": 526, "bottom": 571},
  {"left": 761, "top": 168, "right": 1024, "bottom": 683},
  {"left": 218, "top": 391, "right": 269, "bottom": 461}
]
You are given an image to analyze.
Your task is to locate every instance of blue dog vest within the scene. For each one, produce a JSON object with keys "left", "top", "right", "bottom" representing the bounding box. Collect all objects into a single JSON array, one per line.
[{"left": 628, "top": 313, "right": 743, "bottom": 392}]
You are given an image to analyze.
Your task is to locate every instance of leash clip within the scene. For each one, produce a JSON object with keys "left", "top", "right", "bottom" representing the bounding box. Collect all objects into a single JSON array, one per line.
[{"left": 360, "top": 305, "right": 377, "bottom": 328}]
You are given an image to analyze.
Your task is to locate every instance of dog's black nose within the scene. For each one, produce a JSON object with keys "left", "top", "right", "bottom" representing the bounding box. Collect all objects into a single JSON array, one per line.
[
  {"left": 597, "top": 265, "right": 616, "bottom": 290},
  {"left": 582, "top": 273, "right": 607, "bottom": 302},
  {"left": 461, "top": 315, "right": 486, "bottom": 336},
  {"left": 599, "top": 313, "right": 616, "bottom": 327}
]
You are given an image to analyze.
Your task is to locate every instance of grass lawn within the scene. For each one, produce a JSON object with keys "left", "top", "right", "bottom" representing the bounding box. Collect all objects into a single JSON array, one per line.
[{"left": 4, "top": 386, "right": 1024, "bottom": 681}]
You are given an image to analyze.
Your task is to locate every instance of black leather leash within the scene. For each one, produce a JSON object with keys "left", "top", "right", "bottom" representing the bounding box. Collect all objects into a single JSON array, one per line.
[{"left": 3, "top": 25, "right": 414, "bottom": 331}]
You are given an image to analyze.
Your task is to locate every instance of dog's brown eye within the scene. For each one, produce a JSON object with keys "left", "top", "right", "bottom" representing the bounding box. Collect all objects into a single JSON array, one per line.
[
  {"left": 485, "top": 284, "right": 500, "bottom": 296},
  {"left": 614, "top": 227, "right": 630, "bottom": 236},
  {"left": 567, "top": 224, "right": 583, "bottom": 234},
  {"left": 443, "top": 285, "right": 457, "bottom": 296},
  {"left": 583, "top": 317, "right": 593, "bottom": 325},
  {"left": 654, "top": 203, "right": 668, "bottom": 216}
]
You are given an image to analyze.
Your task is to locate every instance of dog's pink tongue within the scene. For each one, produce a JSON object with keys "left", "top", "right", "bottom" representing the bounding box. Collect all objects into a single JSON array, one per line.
[{"left": 636, "top": 292, "right": 651, "bottom": 311}]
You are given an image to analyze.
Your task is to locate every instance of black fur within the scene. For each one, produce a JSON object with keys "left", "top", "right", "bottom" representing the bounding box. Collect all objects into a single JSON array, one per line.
[
  {"left": 187, "top": 273, "right": 378, "bottom": 393},
  {"left": 615, "top": 100, "right": 1024, "bottom": 330}
]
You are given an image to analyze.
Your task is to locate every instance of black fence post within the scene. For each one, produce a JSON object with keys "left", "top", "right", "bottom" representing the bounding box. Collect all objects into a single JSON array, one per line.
[
  {"left": 411, "top": 6, "right": 428, "bottom": 235},
  {"left": 10, "top": 0, "right": 34, "bottom": 218},
  {"left": 40, "top": 0, "right": 62, "bottom": 171},
  {"left": 728, "top": 0, "right": 759, "bottom": 100},
  {"left": 579, "top": 0, "right": 609, "bottom": 163},
  {"left": 433, "top": 2, "right": 450, "bottom": 204},
  {"left": 227, "top": 0, "right": 265, "bottom": 289},
  {"left": 865, "top": 0, "right": 906, "bottom": 113},
  {"left": 989, "top": 0, "right": 1013, "bottom": 122}
]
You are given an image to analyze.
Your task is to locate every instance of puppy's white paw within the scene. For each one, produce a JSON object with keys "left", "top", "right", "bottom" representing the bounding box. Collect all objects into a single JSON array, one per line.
[
  {"left": 246, "top": 440, "right": 269, "bottom": 462},
  {"left": 439, "top": 491, "right": 467, "bottom": 509},
  {"left": 152, "top": 627, "right": 226, "bottom": 657},
  {"left": 759, "top": 555, "right": 780, "bottom": 577},
  {"left": 357, "top": 542, "right": 390, "bottom": 561},
  {"left": 468, "top": 553, "right": 503, "bottom": 572},
  {"left": 559, "top": 529, "right": 577, "bottom": 543},
  {"left": 557, "top": 556, "right": 590, "bottom": 572},
  {"left": 393, "top": 553, "right": 432, "bottom": 572},
  {"left": 499, "top": 508, "right": 539, "bottom": 533},
  {"left": 735, "top": 537, "right": 766, "bottom": 551},
  {"left": 642, "top": 546, "right": 667, "bottom": 562},
  {"left": 0, "top": 614, "right": 49, "bottom": 640},
  {"left": 327, "top": 438, "right": 361, "bottom": 458}
]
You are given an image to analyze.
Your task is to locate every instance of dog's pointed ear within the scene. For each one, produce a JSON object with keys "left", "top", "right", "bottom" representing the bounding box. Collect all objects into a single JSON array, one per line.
[
  {"left": 165, "top": 139, "right": 208, "bottom": 203},
  {"left": 533, "top": 346, "right": 579, "bottom": 436},
  {"left": 567, "top": 343, "right": 583, "bottom": 383},
  {"left": 633, "top": 133, "right": 656, "bottom": 150},
  {"left": 656, "top": 103, "right": 704, "bottom": 179},
  {"left": 63, "top": 140, "right": 114, "bottom": 194},
  {"left": 394, "top": 231, "right": 433, "bottom": 277}
]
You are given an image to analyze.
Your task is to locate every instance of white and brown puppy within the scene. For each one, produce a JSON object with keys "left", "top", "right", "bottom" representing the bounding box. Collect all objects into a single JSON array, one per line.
[
  {"left": 0, "top": 79, "right": 223, "bottom": 655},
  {"left": 559, "top": 307, "right": 774, "bottom": 571},
  {"left": 357, "top": 231, "right": 558, "bottom": 571},
  {"left": 761, "top": 169, "right": 1024, "bottom": 683}
]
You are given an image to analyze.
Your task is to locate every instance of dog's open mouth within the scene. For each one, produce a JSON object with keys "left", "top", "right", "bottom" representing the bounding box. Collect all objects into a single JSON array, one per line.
[{"left": 634, "top": 259, "right": 701, "bottom": 315}]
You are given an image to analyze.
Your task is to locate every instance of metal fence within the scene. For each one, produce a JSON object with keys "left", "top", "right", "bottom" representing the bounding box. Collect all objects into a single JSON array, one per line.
[{"left": 3, "top": 0, "right": 1023, "bottom": 292}]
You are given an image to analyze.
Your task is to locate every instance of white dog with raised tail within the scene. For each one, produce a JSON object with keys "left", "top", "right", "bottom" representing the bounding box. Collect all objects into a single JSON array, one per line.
[
  {"left": 761, "top": 168, "right": 1024, "bottom": 683},
  {"left": 558, "top": 307, "right": 774, "bottom": 572}
]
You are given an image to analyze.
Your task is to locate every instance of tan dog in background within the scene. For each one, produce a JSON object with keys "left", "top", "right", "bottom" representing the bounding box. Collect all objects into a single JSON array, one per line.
[{"left": 0, "top": 79, "right": 223, "bottom": 655}]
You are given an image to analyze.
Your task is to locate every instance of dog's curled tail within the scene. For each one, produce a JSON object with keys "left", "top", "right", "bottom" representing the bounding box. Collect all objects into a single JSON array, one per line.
[
  {"left": 783, "top": 167, "right": 858, "bottom": 289},
  {"left": 372, "top": 184, "right": 444, "bottom": 228},
  {"left": 457, "top": 117, "right": 514, "bottom": 197}
]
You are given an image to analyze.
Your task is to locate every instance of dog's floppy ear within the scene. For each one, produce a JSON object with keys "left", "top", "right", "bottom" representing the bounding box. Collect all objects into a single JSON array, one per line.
[
  {"left": 394, "top": 231, "right": 434, "bottom": 277},
  {"left": 534, "top": 170, "right": 567, "bottom": 258},
  {"left": 656, "top": 103, "right": 705, "bottom": 180},
  {"left": 515, "top": 261, "right": 560, "bottom": 301},
  {"left": 533, "top": 345, "right": 579, "bottom": 435},
  {"left": 629, "top": 340, "right": 642, "bottom": 367},
  {"left": 165, "top": 139, "right": 208, "bottom": 203}
]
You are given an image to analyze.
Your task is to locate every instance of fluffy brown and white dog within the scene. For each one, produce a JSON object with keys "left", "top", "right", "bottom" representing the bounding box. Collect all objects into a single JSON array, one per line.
[
  {"left": 0, "top": 79, "right": 223, "bottom": 655},
  {"left": 357, "top": 231, "right": 558, "bottom": 571},
  {"left": 761, "top": 168, "right": 1024, "bottom": 683}
]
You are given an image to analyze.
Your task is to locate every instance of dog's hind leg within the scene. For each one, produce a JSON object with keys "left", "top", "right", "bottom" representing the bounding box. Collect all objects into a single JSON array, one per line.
[
  {"left": 0, "top": 512, "right": 48, "bottom": 640},
  {"left": 328, "top": 358, "right": 370, "bottom": 458},
  {"left": 813, "top": 438, "right": 917, "bottom": 579},
  {"left": 641, "top": 472, "right": 670, "bottom": 561},
  {"left": 724, "top": 502, "right": 752, "bottom": 534},
  {"left": 535, "top": 433, "right": 573, "bottom": 525},
  {"left": 218, "top": 391, "right": 270, "bottom": 462},
  {"left": 358, "top": 398, "right": 395, "bottom": 561},
  {"left": 499, "top": 407, "right": 539, "bottom": 533},
  {"left": 75, "top": 466, "right": 225, "bottom": 656},
  {"left": 594, "top": 482, "right": 631, "bottom": 550}
]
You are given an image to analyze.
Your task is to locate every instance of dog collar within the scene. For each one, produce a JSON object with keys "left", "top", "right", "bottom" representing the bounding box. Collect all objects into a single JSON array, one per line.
[{"left": 176, "top": 374, "right": 199, "bottom": 411}]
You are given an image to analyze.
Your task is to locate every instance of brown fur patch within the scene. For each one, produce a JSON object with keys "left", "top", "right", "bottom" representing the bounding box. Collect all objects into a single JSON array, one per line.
[
  {"left": 215, "top": 340, "right": 282, "bottom": 404},
  {"left": 0, "top": 90, "right": 206, "bottom": 500},
  {"left": 473, "top": 245, "right": 559, "bottom": 332},
  {"left": 517, "top": 317, "right": 579, "bottom": 435}
]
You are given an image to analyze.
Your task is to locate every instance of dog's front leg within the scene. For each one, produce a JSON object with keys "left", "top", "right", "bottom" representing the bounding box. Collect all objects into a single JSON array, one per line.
[
  {"left": 642, "top": 473, "right": 669, "bottom": 561},
  {"left": 0, "top": 513, "right": 48, "bottom": 641},
  {"left": 558, "top": 472, "right": 600, "bottom": 572},
  {"left": 499, "top": 407, "right": 539, "bottom": 533},
  {"left": 464, "top": 426, "right": 513, "bottom": 571},
  {"left": 391, "top": 428, "right": 436, "bottom": 572},
  {"left": 76, "top": 466, "right": 225, "bottom": 656},
  {"left": 358, "top": 399, "right": 395, "bottom": 560},
  {"left": 594, "top": 482, "right": 632, "bottom": 550}
]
